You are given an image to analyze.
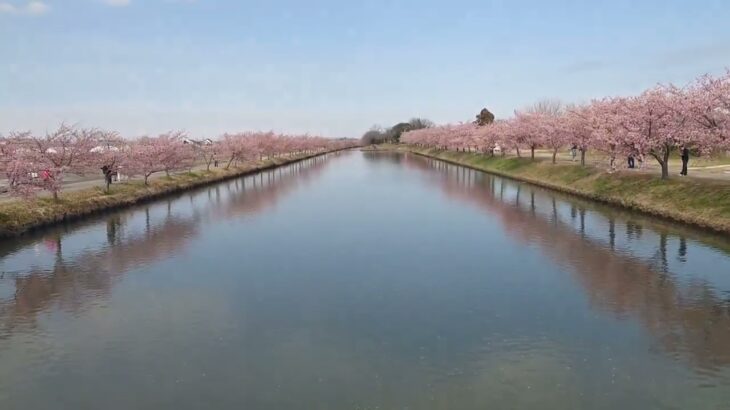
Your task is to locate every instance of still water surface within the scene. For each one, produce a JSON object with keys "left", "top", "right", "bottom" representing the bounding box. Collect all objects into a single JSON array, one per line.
[{"left": 1, "top": 151, "right": 730, "bottom": 409}]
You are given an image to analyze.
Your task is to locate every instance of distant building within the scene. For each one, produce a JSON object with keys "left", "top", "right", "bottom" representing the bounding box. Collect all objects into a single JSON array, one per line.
[
  {"left": 90, "top": 146, "right": 120, "bottom": 153},
  {"left": 182, "top": 138, "right": 213, "bottom": 146}
]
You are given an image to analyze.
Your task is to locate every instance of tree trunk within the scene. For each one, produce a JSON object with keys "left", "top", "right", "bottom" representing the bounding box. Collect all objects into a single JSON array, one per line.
[
  {"left": 516, "top": 147, "right": 521, "bottom": 158},
  {"left": 651, "top": 155, "right": 669, "bottom": 179},
  {"left": 654, "top": 146, "right": 672, "bottom": 180},
  {"left": 580, "top": 149, "right": 586, "bottom": 167},
  {"left": 552, "top": 148, "right": 558, "bottom": 164},
  {"left": 531, "top": 146, "right": 535, "bottom": 160}
]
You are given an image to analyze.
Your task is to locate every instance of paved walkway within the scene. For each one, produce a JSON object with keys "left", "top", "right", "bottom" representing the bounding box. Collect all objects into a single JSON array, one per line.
[{"left": 0, "top": 164, "right": 214, "bottom": 203}]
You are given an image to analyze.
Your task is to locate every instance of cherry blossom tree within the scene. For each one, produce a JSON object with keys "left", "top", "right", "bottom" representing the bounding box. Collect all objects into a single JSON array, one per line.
[
  {"left": 498, "top": 119, "right": 524, "bottom": 157},
  {"left": 618, "top": 88, "right": 690, "bottom": 179},
  {"left": 198, "top": 143, "right": 218, "bottom": 171},
  {"left": 401, "top": 71, "right": 727, "bottom": 179},
  {"left": 475, "top": 122, "right": 500, "bottom": 155},
  {"left": 514, "top": 113, "right": 537, "bottom": 159},
  {"left": 683, "top": 71, "right": 729, "bottom": 151},
  {"left": 565, "top": 104, "right": 594, "bottom": 166},
  {"left": 124, "top": 137, "right": 166, "bottom": 185},
  {"left": 222, "top": 133, "right": 247, "bottom": 169},
  {"left": 0, "top": 125, "right": 357, "bottom": 200},
  {"left": 539, "top": 114, "right": 567, "bottom": 164},
  {"left": 153, "top": 132, "right": 191, "bottom": 177},
  {"left": 89, "top": 130, "right": 127, "bottom": 192},
  {"left": 0, "top": 125, "right": 96, "bottom": 199},
  {"left": 0, "top": 133, "right": 45, "bottom": 198}
]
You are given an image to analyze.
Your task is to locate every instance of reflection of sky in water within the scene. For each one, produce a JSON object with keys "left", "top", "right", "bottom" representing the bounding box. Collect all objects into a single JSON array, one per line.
[{"left": 1, "top": 151, "right": 730, "bottom": 410}]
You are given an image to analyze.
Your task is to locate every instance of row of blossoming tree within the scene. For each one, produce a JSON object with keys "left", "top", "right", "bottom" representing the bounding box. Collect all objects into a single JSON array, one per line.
[
  {"left": 402, "top": 71, "right": 729, "bottom": 179},
  {"left": 0, "top": 127, "right": 358, "bottom": 200}
]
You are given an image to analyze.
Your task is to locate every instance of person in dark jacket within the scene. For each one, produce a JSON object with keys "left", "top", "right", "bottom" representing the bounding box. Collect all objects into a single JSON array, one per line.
[
  {"left": 680, "top": 147, "right": 690, "bottom": 176},
  {"left": 101, "top": 165, "right": 114, "bottom": 190}
]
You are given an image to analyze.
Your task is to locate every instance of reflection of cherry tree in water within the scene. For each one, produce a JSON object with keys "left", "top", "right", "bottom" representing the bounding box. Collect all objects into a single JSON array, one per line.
[
  {"left": 650, "top": 233, "right": 670, "bottom": 276},
  {"left": 361, "top": 151, "right": 405, "bottom": 166},
  {"left": 530, "top": 191, "right": 536, "bottom": 215},
  {"left": 210, "top": 155, "right": 331, "bottom": 220},
  {"left": 678, "top": 237, "right": 688, "bottom": 263},
  {"left": 0, "top": 204, "right": 199, "bottom": 338},
  {"left": 625, "top": 220, "right": 644, "bottom": 240},
  {"left": 401, "top": 154, "right": 730, "bottom": 372},
  {"left": 0, "top": 155, "right": 334, "bottom": 339},
  {"left": 608, "top": 217, "right": 616, "bottom": 250},
  {"left": 106, "top": 215, "right": 123, "bottom": 246}
]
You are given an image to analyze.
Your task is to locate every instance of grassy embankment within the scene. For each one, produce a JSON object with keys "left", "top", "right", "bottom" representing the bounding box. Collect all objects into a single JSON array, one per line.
[
  {"left": 388, "top": 145, "right": 730, "bottom": 234},
  {"left": 0, "top": 151, "right": 338, "bottom": 238}
]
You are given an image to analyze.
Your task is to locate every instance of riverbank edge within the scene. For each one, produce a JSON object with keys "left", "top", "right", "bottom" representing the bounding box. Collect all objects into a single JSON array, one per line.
[
  {"left": 387, "top": 145, "right": 730, "bottom": 235},
  {"left": 0, "top": 150, "right": 348, "bottom": 239}
]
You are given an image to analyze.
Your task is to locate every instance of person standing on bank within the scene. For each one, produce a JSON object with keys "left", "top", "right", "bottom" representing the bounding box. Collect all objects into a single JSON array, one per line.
[
  {"left": 680, "top": 146, "right": 690, "bottom": 176},
  {"left": 101, "top": 165, "right": 114, "bottom": 191}
]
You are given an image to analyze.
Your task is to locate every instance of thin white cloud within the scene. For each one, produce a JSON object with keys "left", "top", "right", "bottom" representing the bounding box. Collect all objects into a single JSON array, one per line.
[
  {"left": 0, "top": 1, "right": 49, "bottom": 15},
  {"left": 102, "top": 0, "right": 131, "bottom": 6},
  {"left": 654, "top": 43, "right": 730, "bottom": 67},
  {"left": 26, "top": 0, "right": 48, "bottom": 14},
  {"left": 1, "top": 0, "right": 196, "bottom": 15},
  {"left": 0, "top": 3, "right": 16, "bottom": 13}
]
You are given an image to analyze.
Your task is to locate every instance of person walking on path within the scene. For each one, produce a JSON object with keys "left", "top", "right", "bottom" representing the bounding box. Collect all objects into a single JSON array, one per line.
[
  {"left": 628, "top": 154, "right": 636, "bottom": 169},
  {"left": 571, "top": 144, "right": 578, "bottom": 162},
  {"left": 680, "top": 147, "right": 690, "bottom": 176}
]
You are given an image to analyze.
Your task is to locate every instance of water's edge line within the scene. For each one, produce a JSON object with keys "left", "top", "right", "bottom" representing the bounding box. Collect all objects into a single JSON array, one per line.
[
  {"left": 0, "top": 149, "right": 349, "bottom": 239},
  {"left": 406, "top": 148, "right": 730, "bottom": 235}
]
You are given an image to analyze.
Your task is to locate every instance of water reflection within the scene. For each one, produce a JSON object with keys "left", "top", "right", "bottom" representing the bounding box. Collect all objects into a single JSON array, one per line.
[
  {"left": 2, "top": 151, "right": 730, "bottom": 409},
  {"left": 401, "top": 153, "right": 730, "bottom": 373},
  {"left": 0, "top": 155, "right": 333, "bottom": 339},
  {"left": 211, "top": 156, "right": 331, "bottom": 219}
]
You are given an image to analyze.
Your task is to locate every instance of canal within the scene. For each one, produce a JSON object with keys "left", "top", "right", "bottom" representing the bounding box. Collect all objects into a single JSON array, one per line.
[{"left": 1, "top": 150, "right": 730, "bottom": 409}]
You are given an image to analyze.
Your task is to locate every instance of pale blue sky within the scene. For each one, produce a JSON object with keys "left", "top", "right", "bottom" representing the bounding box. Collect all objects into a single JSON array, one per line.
[{"left": 1, "top": 0, "right": 729, "bottom": 138}]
